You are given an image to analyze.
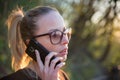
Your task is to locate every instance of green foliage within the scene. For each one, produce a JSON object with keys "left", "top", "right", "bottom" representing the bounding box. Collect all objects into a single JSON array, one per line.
[{"left": 1, "top": 0, "right": 120, "bottom": 79}]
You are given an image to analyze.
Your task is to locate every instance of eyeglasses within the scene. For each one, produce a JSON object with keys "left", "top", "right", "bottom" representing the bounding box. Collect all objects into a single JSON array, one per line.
[{"left": 32, "top": 28, "right": 72, "bottom": 45}]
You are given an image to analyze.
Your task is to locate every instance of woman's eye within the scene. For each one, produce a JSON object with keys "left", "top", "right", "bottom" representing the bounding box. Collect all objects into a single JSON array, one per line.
[{"left": 51, "top": 31, "right": 61, "bottom": 39}]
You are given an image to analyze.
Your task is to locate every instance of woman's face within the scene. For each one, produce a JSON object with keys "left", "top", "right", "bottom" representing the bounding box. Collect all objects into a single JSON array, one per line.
[{"left": 34, "top": 11, "right": 69, "bottom": 61}]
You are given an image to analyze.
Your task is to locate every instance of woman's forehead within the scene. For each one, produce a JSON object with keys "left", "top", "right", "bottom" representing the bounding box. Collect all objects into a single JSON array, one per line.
[{"left": 35, "top": 11, "right": 65, "bottom": 34}]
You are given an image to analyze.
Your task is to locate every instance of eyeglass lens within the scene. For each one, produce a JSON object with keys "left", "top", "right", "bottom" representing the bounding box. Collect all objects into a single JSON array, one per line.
[{"left": 50, "top": 28, "right": 71, "bottom": 44}]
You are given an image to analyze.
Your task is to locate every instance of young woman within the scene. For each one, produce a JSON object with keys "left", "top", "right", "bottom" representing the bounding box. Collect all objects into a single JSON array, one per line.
[{"left": 0, "top": 6, "right": 71, "bottom": 80}]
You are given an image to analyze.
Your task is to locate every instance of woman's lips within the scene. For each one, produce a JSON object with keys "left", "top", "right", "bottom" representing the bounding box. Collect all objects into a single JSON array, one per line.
[{"left": 59, "top": 48, "right": 68, "bottom": 56}]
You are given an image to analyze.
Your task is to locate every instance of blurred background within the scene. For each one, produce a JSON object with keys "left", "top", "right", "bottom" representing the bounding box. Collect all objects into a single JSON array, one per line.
[{"left": 0, "top": 0, "right": 120, "bottom": 80}]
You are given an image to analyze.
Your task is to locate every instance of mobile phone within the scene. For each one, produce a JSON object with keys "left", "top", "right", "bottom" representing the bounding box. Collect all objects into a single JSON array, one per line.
[
  {"left": 25, "top": 39, "right": 60, "bottom": 65},
  {"left": 25, "top": 39, "right": 49, "bottom": 64}
]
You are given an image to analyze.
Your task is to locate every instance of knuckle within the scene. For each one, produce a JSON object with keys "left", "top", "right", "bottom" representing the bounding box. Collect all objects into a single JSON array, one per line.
[
  {"left": 51, "top": 60, "right": 55, "bottom": 64},
  {"left": 56, "top": 65, "right": 61, "bottom": 69},
  {"left": 50, "top": 52, "right": 57, "bottom": 56},
  {"left": 45, "top": 56, "right": 50, "bottom": 61},
  {"left": 45, "top": 52, "right": 57, "bottom": 61}
]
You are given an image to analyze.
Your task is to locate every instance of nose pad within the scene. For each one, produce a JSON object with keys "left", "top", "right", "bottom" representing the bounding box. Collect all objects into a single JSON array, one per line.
[{"left": 61, "top": 34, "right": 69, "bottom": 44}]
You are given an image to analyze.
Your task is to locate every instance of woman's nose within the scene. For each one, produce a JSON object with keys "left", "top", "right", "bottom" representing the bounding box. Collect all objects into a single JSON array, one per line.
[{"left": 61, "top": 34, "right": 69, "bottom": 45}]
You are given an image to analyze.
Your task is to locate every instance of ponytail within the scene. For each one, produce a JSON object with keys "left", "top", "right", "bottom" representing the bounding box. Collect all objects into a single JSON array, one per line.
[{"left": 6, "top": 8, "right": 30, "bottom": 71}]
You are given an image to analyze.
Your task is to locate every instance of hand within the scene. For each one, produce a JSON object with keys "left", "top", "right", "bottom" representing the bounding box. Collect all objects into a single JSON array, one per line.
[{"left": 35, "top": 50, "right": 65, "bottom": 80}]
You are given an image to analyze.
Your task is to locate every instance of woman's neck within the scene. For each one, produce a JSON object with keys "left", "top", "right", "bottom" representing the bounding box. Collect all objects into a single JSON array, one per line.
[{"left": 27, "top": 61, "right": 42, "bottom": 78}]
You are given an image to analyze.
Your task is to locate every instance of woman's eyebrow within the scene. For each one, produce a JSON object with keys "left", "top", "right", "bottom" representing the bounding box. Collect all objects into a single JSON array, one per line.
[
  {"left": 49, "top": 27, "right": 65, "bottom": 32},
  {"left": 49, "top": 29, "right": 59, "bottom": 32}
]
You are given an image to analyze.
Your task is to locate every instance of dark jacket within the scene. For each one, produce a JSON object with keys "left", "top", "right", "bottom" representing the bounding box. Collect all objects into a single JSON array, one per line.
[{"left": 0, "top": 68, "right": 69, "bottom": 80}]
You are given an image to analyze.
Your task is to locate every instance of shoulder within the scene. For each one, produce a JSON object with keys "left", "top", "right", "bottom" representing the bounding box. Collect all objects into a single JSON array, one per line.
[
  {"left": 0, "top": 68, "right": 42, "bottom": 80},
  {"left": 0, "top": 69, "right": 25, "bottom": 80},
  {"left": 59, "top": 69, "right": 70, "bottom": 80}
]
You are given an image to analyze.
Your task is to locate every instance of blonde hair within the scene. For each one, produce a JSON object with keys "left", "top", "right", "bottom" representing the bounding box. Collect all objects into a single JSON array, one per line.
[
  {"left": 6, "top": 6, "right": 57, "bottom": 71},
  {"left": 6, "top": 8, "right": 30, "bottom": 71}
]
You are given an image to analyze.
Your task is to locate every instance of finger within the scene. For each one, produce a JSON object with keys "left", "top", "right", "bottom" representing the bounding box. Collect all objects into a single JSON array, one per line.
[
  {"left": 44, "top": 52, "right": 57, "bottom": 68},
  {"left": 50, "top": 57, "right": 63, "bottom": 70},
  {"left": 54, "top": 62, "right": 65, "bottom": 73},
  {"left": 35, "top": 50, "right": 44, "bottom": 70}
]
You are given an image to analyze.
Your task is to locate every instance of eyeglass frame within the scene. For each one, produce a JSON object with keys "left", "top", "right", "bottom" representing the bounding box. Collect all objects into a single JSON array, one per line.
[{"left": 32, "top": 28, "right": 71, "bottom": 45}]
